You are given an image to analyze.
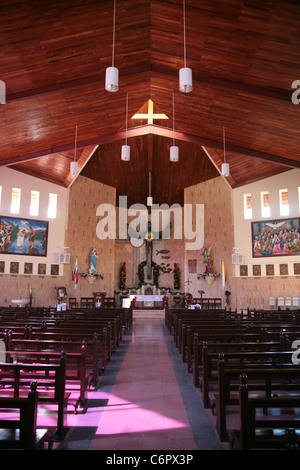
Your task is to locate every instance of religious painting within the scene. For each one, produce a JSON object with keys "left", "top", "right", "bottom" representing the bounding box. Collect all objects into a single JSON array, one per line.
[
  {"left": 240, "top": 265, "right": 248, "bottom": 276},
  {"left": 294, "top": 263, "right": 300, "bottom": 275},
  {"left": 0, "top": 216, "right": 48, "bottom": 257},
  {"left": 266, "top": 264, "right": 274, "bottom": 276},
  {"left": 57, "top": 287, "right": 67, "bottom": 301},
  {"left": 10, "top": 262, "right": 19, "bottom": 274},
  {"left": 51, "top": 264, "right": 59, "bottom": 276},
  {"left": 280, "top": 264, "right": 288, "bottom": 276},
  {"left": 38, "top": 263, "right": 46, "bottom": 275},
  {"left": 252, "top": 265, "right": 261, "bottom": 276},
  {"left": 188, "top": 259, "right": 198, "bottom": 275},
  {"left": 252, "top": 218, "right": 300, "bottom": 258},
  {"left": 24, "top": 262, "right": 33, "bottom": 275}
]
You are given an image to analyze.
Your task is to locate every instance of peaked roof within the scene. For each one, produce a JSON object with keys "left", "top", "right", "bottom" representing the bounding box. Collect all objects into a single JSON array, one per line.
[{"left": 1, "top": 0, "right": 299, "bottom": 206}]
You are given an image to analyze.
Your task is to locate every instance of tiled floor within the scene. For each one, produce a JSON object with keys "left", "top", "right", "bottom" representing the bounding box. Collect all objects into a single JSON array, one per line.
[{"left": 59, "top": 316, "right": 224, "bottom": 451}]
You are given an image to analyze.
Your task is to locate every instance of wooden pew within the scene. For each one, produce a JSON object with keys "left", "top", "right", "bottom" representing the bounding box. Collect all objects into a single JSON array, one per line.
[
  {"left": 193, "top": 335, "right": 287, "bottom": 389},
  {"left": 4, "top": 347, "right": 88, "bottom": 412},
  {"left": 7, "top": 334, "right": 100, "bottom": 387},
  {"left": 0, "top": 353, "right": 69, "bottom": 440},
  {"left": 231, "top": 373, "right": 300, "bottom": 450},
  {"left": 25, "top": 328, "right": 109, "bottom": 373},
  {"left": 184, "top": 325, "right": 268, "bottom": 369},
  {"left": 216, "top": 355, "right": 300, "bottom": 441},
  {"left": 0, "top": 381, "right": 48, "bottom": 450},
  {"left": 199, "top": 346, "right": 294, "bottom": 408}
]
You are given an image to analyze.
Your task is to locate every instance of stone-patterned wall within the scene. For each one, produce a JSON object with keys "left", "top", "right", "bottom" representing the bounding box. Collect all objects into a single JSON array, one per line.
[
  {"left": 184, "top": 176, "right": 234, "bottom": 304},
  {"left": 64, "top": 175, "right": 116, "bottom": 302}
]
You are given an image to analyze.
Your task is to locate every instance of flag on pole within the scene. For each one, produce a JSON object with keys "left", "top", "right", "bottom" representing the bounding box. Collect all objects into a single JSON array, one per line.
[
  {"left": 221, "top": 257, "right": 225, "bottom": 289},
  {"left": 73, "top": 258, "right": 78, "bottom": 289}
]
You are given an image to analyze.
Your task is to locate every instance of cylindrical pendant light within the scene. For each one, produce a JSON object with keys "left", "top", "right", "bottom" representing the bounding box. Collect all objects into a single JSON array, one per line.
[
  {"left": 121, "top": 93, "right": 130, "bottom": 161},
  {"left": 170, "top": 145, "right": 179, "bottom": 162},
  {"left": 105, "top": 66, "right": 119, "bottom": 92},
  {"left": 70, "top": 125, "right": 79, "bottom": 175},
  {"left": 221, "top": 126, "right": 230, "bottom": 177},
  {"left": 170, "top": 93, "right": 179, "bottom": 162},
  {"left": 147, "top": 172, "right": 153, "bottom": 206},
  {"left": 121, "top": 144, "right": 130, "bottom": 161},
  {"left": 105, "top": 0, "right": 119, "bottom": 92},
  {"left": 179, "top": 0, "right": 192, "bottom": 93},
  {"left": 70, "top": 161, "right": 78, "bottom": 175}
]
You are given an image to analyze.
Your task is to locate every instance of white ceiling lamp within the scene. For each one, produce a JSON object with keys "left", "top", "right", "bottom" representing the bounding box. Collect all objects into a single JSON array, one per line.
[
  {"left": 221, "top": 126, "right": 230, "bottom": 177},
  {"left": 147, "top": 171, "right": 153, "bottom": 206},
  {"left": 179, "top": 0, "right": 192, "bottom": 93},
  {"left": 121, "top": 93, "right": 130, "bottom": 161},
  {"left": 70, "top": 125, "right": 78, "bottom": 175},
  {"left": 170, "top": 93, "right": 179, "bottom": 162},
  {"left": 105, "top": 0, "right": 119, "bottom": 92}
]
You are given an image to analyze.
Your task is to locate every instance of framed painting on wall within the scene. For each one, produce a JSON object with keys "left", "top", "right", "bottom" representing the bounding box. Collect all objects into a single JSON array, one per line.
[
  {"left": 188, "top": 259, "right": 198, "bottom": 275},
  {"left": 252, "top": 218, "right": 300, "bottom": 258},
  {"left": 0, "top": 216, "right": 48, "bottom": 257}
]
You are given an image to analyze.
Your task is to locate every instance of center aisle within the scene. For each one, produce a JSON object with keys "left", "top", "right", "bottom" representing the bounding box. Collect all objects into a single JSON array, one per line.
[{"left": 62, "top": 316, "right": 223, "bottom": 451}]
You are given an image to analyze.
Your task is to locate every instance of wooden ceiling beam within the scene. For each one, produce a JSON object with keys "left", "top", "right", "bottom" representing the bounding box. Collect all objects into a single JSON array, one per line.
[
  {"left": 5, "top": 62, "right": 291, "bottom": 104},
  {"left": 6, "top": 63, "right": 151, "bottom": 102},
  {"left": 3, "top": 123, "right": 299, "bottom": 169}
]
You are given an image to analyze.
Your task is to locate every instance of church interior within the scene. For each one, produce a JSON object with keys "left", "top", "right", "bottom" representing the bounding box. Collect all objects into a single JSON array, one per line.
[{"left": 0, "top": 0, "right": 299, "bottom": 453}]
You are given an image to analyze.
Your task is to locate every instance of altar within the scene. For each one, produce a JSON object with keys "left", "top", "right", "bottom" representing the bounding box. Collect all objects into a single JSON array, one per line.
[{"left": 122, "top": 294, "right": 164, "bottom": 308}]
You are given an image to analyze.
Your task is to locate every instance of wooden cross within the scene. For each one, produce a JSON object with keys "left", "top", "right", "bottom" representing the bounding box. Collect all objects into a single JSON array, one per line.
[
  {"left": 185, "top": 278, "right": 192, "bottom": 292},
  {"left": 131, "top": 99, "right": 168, "bottom": 124}
]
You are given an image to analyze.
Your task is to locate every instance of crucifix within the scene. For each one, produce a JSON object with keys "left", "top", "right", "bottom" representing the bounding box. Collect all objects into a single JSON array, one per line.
[{"left": 185, "top": 278, "right": 192, "bottom": 292}]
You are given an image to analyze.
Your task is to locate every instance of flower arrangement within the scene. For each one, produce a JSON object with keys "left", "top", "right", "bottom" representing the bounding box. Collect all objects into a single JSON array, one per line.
[
  {"left": 119, "top": 262, "right": 126, "bottom": 290},
  {"left": 184, "top": 293, "right": 193, "bottom": 308},
  {"left": 137, "top": 261, "right": 146, "bottom": 287},
  {"left": 173, "top": 263, "right": 180, "bottom": 290},
  {"left": 152, "top": 262, "right": 161, "bottom": 287},
  {"left": 162, "top": 295, "right": 169, "bottom": 308}
]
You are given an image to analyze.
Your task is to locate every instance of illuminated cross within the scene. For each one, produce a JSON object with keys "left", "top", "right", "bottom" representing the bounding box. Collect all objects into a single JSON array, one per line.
[{"left": 131, "top": 99, "right": 168, "bottom": 124}]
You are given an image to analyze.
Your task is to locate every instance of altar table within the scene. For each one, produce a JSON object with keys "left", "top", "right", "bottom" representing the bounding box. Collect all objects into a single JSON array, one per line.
[{"left": 122, "top": 295, "right": 164, "bottom": 308}]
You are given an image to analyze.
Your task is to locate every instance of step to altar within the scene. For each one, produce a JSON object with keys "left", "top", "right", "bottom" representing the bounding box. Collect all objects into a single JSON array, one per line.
[{"left": 132, "top": 309, "right": 165, "bottom": 319}]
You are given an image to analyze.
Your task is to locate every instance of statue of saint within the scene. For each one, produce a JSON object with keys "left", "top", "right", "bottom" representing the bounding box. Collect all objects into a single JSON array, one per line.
[
  {"left": 89, "top": 247, "right": 98, "bottom": 274},
  {"left": 201, "top": 247, "right": 213, "bottom": 274}
]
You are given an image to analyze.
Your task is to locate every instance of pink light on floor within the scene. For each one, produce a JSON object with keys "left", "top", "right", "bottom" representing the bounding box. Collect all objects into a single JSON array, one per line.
[{"left": 95, "top": 394, "right": 188, "bottom": 435}]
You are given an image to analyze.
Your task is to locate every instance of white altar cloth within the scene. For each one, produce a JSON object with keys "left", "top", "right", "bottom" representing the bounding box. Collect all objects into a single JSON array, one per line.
[
  {"left": 122, "top": 295, "right": 164, "bottom": 308},
  {"left": 11, "top": 299, "right": 29, "bottom": 307},
  {"left": 135, "top": 295, "right": 164, "bottom": 302}
]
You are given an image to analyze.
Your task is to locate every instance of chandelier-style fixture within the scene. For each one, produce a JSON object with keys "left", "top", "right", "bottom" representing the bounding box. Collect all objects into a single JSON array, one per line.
[
  {"left": 170, "top": 93, "right": 179, "bottom": 162},
  {"left": 179, "top": 0, "right": 192, "bottom": 93},
  {"left": 70, "top": 125, "right": 78, "bottom": 175},
  {"left": 121, "top": 93, "right": 130, "bottom": 161},
  {"left": 105, "top": 0, "right": 119, "bottom": 92},
  {"left": 221, "top": 126, "right": 230, "bottom": 177}
]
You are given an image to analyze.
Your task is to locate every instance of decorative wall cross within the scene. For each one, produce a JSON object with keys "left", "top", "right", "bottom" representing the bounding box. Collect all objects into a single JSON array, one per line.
[{"left": 131, "top": 99, "right": 168, "bottom": 124}]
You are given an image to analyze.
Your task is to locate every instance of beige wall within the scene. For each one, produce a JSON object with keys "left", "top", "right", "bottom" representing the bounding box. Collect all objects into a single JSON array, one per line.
[
  {"left": 232, "top": 169, "right": 300, "bottom": 310},
  {"left": 0, "top": 167, "right": 68, "bottom": 307},
  {"left": 184, "top": 176, "right": 234, "bottom": 303}
]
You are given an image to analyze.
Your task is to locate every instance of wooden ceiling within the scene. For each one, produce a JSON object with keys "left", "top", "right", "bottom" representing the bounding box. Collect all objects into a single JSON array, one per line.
[{"left": 1, "top": 0, "right": 299, "bottom": 207}]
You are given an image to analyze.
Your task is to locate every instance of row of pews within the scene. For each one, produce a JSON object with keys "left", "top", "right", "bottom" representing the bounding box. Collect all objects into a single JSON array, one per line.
[
  {"left": 0, "top": 305, "right": 132, "bottom": 449},
  {"left": 165, "top": 306, "right": 300, "bottom": 450}
]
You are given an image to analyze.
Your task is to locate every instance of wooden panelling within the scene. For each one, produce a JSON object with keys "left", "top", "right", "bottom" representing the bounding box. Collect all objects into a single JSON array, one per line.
[{"left": 0, "top": 0, "right": 299, "bottom": 205}]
